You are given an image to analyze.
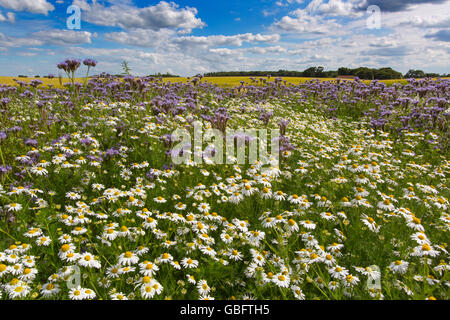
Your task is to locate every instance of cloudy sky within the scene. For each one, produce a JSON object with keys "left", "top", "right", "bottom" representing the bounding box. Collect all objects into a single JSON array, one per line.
[{"left": 0, "top": 0, "right": 449, "bottom": 76}]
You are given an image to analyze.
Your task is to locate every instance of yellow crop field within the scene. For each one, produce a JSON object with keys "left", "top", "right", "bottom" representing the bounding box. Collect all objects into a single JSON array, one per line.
[
  {"left": 1, "top": 76, "right": 448, "bottom": 88},
  {"left": 0, "top": 76, "right": 85, "bottom": 87}
]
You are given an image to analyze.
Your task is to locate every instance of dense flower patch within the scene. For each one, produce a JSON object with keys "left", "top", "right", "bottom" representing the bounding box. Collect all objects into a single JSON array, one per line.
[{"left": 0, "top": 67, "right": 448, "bottom": 300}]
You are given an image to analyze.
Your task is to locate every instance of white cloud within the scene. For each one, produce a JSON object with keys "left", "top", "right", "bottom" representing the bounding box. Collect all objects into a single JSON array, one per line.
[
  {"left": 0, "top": 32, "right": 43, "bottom": 47},
  {"left": 209, "top": 48, "right": 236, "bottom": 56},
  {"left": 31, "top": 30, "right": 95, "bottom": 45},
  {"left": 104, "top": 29, "right": 175, "bottom": 48},
  {"left": 397, "top": 15, "right": 450, "bottom": 29},
  {"left": 308, "top": 0, "right": 363, "bottom": 17},
  {"left": 172, "top": 33, "right": 280, "bottom": 50},
  {"left": 247, "top": 46, "right": 287, "bottom": 54},
  {"left": 73, "top": 0, "right": 205, "bottom": 32},
  {"left": 17, "top": 51, "right": 38, "bottom": 56},
  {"left": 272, "top": 9, "right": 344, "bottom": 34},
  {"left": 0, "top": 0, "right": 54, "bottom": 15},
  {"left": 0, "top": 11, "right": 14, "bottom": 22}
]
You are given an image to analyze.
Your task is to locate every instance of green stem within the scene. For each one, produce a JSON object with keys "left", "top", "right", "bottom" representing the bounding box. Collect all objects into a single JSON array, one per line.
[{"left": 0, "top": 227, "right": 17, "bottom": 241}]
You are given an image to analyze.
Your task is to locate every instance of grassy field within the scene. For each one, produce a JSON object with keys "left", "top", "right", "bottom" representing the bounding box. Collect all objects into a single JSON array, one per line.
[
  {"left": 0, "top": 76, "right": 422, "bottom": 88},
  {"left": 0, "top": 73, "right": 448, "bottom": 301}
]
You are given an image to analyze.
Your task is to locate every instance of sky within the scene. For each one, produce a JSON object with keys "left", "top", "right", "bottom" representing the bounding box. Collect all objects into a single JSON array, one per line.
[{"left": 0, "top": 0, "right": 449, "bottom": 77}]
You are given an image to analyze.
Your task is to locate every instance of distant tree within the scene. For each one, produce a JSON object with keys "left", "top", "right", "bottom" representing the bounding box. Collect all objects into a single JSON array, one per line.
[
  {"left": 338, "top": 67, "right": 352, "bottom": 76},
  {"left": 354, "top": 67, "right": 374, "bottom": 80},
  {"left": 202, "top": 66, "right": 405, "bottom": 79},
  {"left": 374, "top": 67, "right": 402, "bottom": 80},
  {"left": 404, "top": 69, "right": 425, "bottom": 79},
  {"left": 316, "top": 66, "right": 325, "bottom": 77},
  {"left": 302, "top": 67, "right": 319, "bottom": 77}
]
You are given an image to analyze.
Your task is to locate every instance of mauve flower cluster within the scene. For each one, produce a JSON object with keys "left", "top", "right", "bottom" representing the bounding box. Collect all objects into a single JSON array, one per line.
[
  {"left": 0, "top": 60, "right": 447, "bottom": 186},
  {"left": 57, "top": 59, "right": 81, "bottom": 73}
]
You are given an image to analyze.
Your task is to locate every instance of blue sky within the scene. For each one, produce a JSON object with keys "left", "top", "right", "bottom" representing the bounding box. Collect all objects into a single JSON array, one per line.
[{"left": 0, "top": 0, "right": 449, "bottom": 76}]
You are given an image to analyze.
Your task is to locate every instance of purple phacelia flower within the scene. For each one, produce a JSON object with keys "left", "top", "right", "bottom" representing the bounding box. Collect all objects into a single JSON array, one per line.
[{"left": 83, "top": 59, "right": 97, "bottom": 67}]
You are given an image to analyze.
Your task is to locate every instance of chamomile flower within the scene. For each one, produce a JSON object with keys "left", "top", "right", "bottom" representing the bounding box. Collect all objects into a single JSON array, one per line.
[
  {"left": 141, "top": 279, "right": 163, "bottom": 299},
  {"left": 288, "top": 194, "right": 302, "bottom": 204},
  {"left": 69, "top": 286, "right": 87, "bottom": 300},
  {"left": 7, "top": 282, "right": 30, "bottom": 299},
  {"left": 154, "top": 196, "right": 167, "bottom": 203},
  {"left": 31, "top": 166, "right": 48, "bottom": 176},
  {"left": 228, "top": 249, "right": 243, "bottom": 261},
  {"left": 83, "top": 288, "right": 96, "bottom": 300},
  {"left": 273, "top": 273, "right": 290, "bottom": 288},
  {"left": 110, "top": 292, "right": 128, "bottom": 300},
  {"left": 78, "top": 252, "right": 101, "bottom": 269},
  {"left": 329, "top": 266, "right": 349, "bottom": 280},
  {"left": 159, "top": 252, "right": 174, "bottom": 263},
  {"left": 18, "top": 267, "right": 38, "bottom": 281},
  {"left": 361, "top": 215, "right": 380, "bottom": 233},
  {"left": 118, "top": 251, "right": 140, "bottom": 266},
  {"left": 344, "top": 274, "right": 360, "bottom": 287},
  {"left": 6, "top": 203, "right": 23, "bottom": 212},
  {"left": 0, "top": 263, "right": 10, "bottom": 277},
  {"left": 291, "top": 285, "right": 305, "bottom": 300},
  {"left": 287, "top": 219, "right": 299, "bottom": 232},
  {"left": 41, "top": 283, "right": 61, "bottom": 298},
  {"left": 106, "top": 265, "right": 122, "bottom": 279},
  {"left": 36, "top": 236, "right": 52, "bottom": 246},
  {"left": 197, "top": 279, "right": 211, "bottom": 295}
]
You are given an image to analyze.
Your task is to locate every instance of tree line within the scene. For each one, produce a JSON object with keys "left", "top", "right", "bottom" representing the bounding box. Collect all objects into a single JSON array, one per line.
[{"left": 203, "top": 67, "right": 450, "bottom": 80}]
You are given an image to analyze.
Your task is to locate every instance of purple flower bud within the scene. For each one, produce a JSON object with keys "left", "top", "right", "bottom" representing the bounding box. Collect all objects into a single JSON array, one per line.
[
  {"left": 24, "top": 138, "right": 38, "bottom": 147},
  {"left": 83, "top": 59, "right": 97, "bottom": 67}
]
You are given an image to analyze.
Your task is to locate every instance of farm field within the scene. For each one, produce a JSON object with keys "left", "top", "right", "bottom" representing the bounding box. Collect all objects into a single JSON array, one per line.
[
  {"left": 0, "top": 62, "right": 449, "bottom": 301},
  {"left": 0, "top": 75, "right": 424, "bottom": 88}
]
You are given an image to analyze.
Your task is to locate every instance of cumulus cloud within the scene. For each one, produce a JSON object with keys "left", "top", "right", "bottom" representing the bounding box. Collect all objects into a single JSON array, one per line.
[
  {"left": 0, "top": 0, "right": 54, "bottom": 15},
  {"left": 104, "top": 29, "right": 175, "bottom": 48},
  {"left": 398, "top": 15, "right": 450, "bottom": 29},
  {"left": 172, "top": 33, "right": 280, "bottom": 50},
  {"left": 306, "top": 0, "right": 362, "bottom": 17},
  {"left": 272, "top": 9, "right": 344, "bottom": 34},
  {"left": 0, "top": 32, "right": 43, "bottom": 47},
  {"left": 361, "top": 46, "right": 412, "bottom": 57},
  {"left": 368, "top": 38, "right": 399, "bottom": 48},
  {"left": 277, "top": 0, "right": 449, "bottom": 17},
  {"left": 72, "top": 0, "right": 205, "bottom": 32},
  {"left": 356, "top": 0, "right": 448, "bottom": 12},
  {"left": 246, "top": 46, "right": 287, "bottom": 54},
  {"left": 0, "top": 11, "right": 14, "bottom": 22},
  {"left": 208, "top": 48, "right": 236, "bottom": 56},
  {"left": 31, "top": 30, "right": 95, "bottom": 45}
]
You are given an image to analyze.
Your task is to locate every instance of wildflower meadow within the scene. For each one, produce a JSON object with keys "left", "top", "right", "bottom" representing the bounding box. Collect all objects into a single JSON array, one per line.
[{"left": 0, "top": 60, "right": 448, "bottom": 301}]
